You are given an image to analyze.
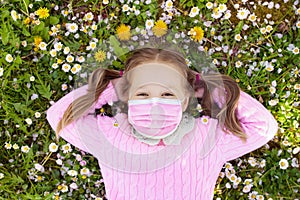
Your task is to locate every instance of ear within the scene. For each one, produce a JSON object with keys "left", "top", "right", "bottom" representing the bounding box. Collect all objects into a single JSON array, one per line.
[{"left": 182, "top": 97, "right": 189, "bottom": 112}]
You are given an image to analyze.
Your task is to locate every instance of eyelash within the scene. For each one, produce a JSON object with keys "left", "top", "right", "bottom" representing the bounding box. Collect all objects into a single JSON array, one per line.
[{"left": 136, "top": 92, "right": 174, "bottom": 96}]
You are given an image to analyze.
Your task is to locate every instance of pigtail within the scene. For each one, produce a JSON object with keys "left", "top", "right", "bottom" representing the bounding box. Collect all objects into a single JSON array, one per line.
[
  {"left": 55, "top": 68, "right": 120, "bottom": 137},
  {"left": 193, "top": 73, "right": 247, "bottom": 142}
]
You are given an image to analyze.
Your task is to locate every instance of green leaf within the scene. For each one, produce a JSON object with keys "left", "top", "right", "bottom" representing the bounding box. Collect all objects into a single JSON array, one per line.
[
  {"left": 22, "top": 27, "right": 31, "bottom": 36},
  {"left": 33, "top": 21, "right": 45, "bottom": 33},
  {"left": 1, "top": 10, "right": 10, "bottom": 20},
  {"left": 49, "top": 16, "right": 59, "bottom": 25},
  {"left": 1, "top": 24, "right": 9, "bottom": 45},
  {"left": 235, "top": 21, "right": 244, "bottom": 33},
  {"left": 15, "top": 55, "right": 22, "bottom": 65},
  {"left": 109, "top": 35, "right": 129, "bottom": 58},
  {"left": 41, "top": 27, "right": 50, "bottom": 41},
  {"left": 13, "top": 103, "right": 27, "bottom": 113},
  {"left": 36, "top": 84, "right": 52, "bottom": 100}
]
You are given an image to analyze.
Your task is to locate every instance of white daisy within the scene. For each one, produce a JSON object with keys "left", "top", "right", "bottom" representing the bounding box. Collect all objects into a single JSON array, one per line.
[
  {"left": 189, "top": 7, "right": 200, "bottom": 17},
  {"left": 236, "top": 8, "right": 250, "bottom": 20},
  {"left": 50, "top": 49, "right": 57, "bottom": 57},
  {"left": 66, "top": 23, "right": 78, "bottom": 33},
  {"left": 89, "top": 41, "right": 97, "bottom": 50},
  {"left": 223, "top": 11, "right": 231, "bottom": 19},
  {"left": 235, "top": 60, "right": 243, "bottom": 68},
  {"left": 66, "top": 55, "right": 74, "bottom": 63},
  {"left": 279, "top": 159, "right": 289, "bottom": 169},
  {"left": 70, "top": 66, "right": 78, "bottom": 74},
  {"left": 61, "top": 184, "right": 68, "bottom": 193},
  {"left": 74, "top": 63, "right": 82, "bottom": 71},
  {"left": 52, "top": 63, "right": 59, "bottom": 69},
  {"left": 122, "top": 4, "right": 130, "bottom": 12},
  {"left": 269, "top": 86, "right": 276, "bottom": 94},
  {"left": 266, "top": 25, "right": 273, "bottom": 33},
  {"left": 268, "top": 99, "right": 279, "bottom": 106},
  {"left": 35, "top": 112, "right": 41, "bottom": 118},
  {"left": 49, "top": 143, "right": 58, "bottom": 152},
  {"left": 84, "top": 12, "right": 94, "bottom": 21},
  {"left": 248, "top": 14, "right": 257, "bottom": 22},
  {"left": 145, "top": 19, "right": 154, "bottom": 29},
  {"left": 64, "top": 46, "right": 70, "bottom": 54},
  {"left": 21, "top": 145, "right": 30, "bottom": 153},
  {"left": 80, "top": 167, "right": 90, "bottom": 175},
  {"left": 292, "top": 47, "right": 299, "bottom": 54},
  {"left": 39, "top": 42, "right": 47, "bottom": 50},
  {"left": 5, "top": 54, "right": 14, "bottom": 63},
  {"left": 242, "top": 184, "right": 252, "bottom": 193},
  {"left": 61, "top": 143, "right": 72, "bottom": 153},
  {"left": 4, "top": 142, "right": 12, "bottom": 149},
  {"left": 61, "top": 83, "right": 68, "bottom": 91},
  {"left": 67, "top": 169, "right": 78, "bottom": 177},
  {"left": 25, "top": 118, "right": 33, "bottom": 125},
  {"left": 218, "top": 4, "right": 227, "bottom": 13},
  {"left": 206, "top": 2, "right": 213, "bottom": 9},
  {"left": 12, "top": 143, "right": 19, "bottom": 150},
  {"left": 234, "top": 34, "right": 242, "bottom": 41},
  {"left": 76, "top": 56, "right": 85, "bottom": 63},
  {"left": 62, "top": 63, "right": 71, "bottom": 72},
  {"left": 54, "top": 42, "right": 63, "bottom": 51}
]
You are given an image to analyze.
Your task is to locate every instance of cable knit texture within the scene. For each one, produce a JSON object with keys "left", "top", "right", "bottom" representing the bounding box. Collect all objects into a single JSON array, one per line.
[{"left": 46, "top": 81, "right": 278, "bottom": 200}]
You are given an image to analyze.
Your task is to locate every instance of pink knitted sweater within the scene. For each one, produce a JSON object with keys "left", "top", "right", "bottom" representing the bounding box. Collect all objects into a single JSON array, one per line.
[{"left": 46, "top": 81, "right": 278, "bottom": 200}]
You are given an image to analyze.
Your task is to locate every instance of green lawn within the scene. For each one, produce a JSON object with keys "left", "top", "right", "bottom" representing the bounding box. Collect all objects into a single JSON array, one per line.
[{"left": 0, "top": 0, "right": 299, "bottom": 199}]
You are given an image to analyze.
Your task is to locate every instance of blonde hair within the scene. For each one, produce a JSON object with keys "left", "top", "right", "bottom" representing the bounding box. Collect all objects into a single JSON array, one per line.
[{"left": 56, "top": 48, "right": 246, "bottom": 141}]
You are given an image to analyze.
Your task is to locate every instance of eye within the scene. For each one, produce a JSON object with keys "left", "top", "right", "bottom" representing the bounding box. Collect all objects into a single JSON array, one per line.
[
  {"left": 162, "top": 92, "right": 174, "bottom": 97},
  {"left": 136, "top": 92, "right": 149, "bottom": 96}
]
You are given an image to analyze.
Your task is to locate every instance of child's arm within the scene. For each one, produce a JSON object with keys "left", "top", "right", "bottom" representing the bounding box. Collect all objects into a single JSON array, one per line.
[
  {"left": 217, "top": 90, "right": 278, "bottom": 162},
  {"left": 46, "top": 81, "right": 117, "bottom": 153}
]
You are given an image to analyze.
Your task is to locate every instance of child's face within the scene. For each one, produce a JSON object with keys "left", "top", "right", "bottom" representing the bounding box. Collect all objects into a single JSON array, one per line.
[{"left": 127, "top": 62, "right": 190, "bottom": 111}]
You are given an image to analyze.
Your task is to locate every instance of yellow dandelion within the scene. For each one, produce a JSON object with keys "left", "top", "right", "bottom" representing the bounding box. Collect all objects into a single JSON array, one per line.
[
  {"left": 24, "top": 17, "right": 31, "bottom": 25},
  {"left": 94, "top": 50, "right": 106, "bottom": 62},
  {"left": 36, "top": 7, "right": 50, "bottom": 19},
  {"left": 189, "top": 26, "right": 204, "bottom": 42},
  {"left": 116, "top": 24, "right": 131, "bottom": 41},
  {"left": 152, "top": 20, "right": 168, "bottom": 37},
  {"left": 34, "top": 36, "right": 42, "bottom": 47}
]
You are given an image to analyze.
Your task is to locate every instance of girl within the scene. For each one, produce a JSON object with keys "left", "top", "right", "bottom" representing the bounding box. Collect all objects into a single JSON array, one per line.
[{"left": 47, "top": 48, "right": 278, "bottom": 199}]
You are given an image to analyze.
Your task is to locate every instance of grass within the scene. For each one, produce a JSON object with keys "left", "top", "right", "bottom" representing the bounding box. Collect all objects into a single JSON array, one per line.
[{"left": 0, "top": 0, "right": 299, "bottom": 199}]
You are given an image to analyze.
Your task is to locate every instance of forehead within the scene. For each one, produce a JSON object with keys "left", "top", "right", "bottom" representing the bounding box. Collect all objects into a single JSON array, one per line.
[{"left": 127, "top": 62, "right": 187, "bottom": 94}]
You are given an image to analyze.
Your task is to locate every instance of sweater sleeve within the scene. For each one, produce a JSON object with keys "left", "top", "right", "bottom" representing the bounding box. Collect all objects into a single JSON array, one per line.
[
  {"left": 46, "top": 81, "right": 118, "bottom": 153},
  {"left": 217, "top": 90, "right": 278, "bottom": 162}
]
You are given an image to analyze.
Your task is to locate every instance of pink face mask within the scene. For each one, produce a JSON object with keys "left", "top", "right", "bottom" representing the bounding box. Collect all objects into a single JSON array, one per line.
[{"left": 128, "top": 97, "right": 183, "bottom": 139}]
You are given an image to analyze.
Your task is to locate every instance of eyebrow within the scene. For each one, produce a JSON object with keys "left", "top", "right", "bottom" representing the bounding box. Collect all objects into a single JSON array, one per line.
[{"left": 135, "top": 85, "right": 176, "bottom": 91}]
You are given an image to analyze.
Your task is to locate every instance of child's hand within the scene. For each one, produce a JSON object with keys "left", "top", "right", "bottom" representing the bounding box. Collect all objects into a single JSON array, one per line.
[
  {"left": 195, "top": 88, "right": 204, "bottom": 98},
  {"left": 212, "top": 87, "right": 226, "bottom": 109}
]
